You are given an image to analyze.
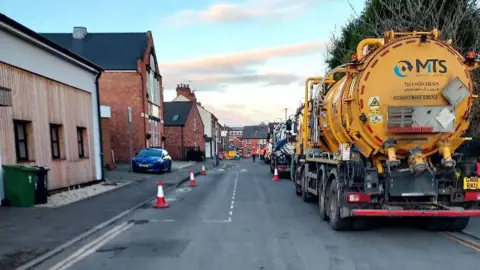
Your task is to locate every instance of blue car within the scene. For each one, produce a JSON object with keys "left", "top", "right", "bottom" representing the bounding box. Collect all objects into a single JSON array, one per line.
[{"left": 131, "top": 148, "right": 172, "bottom": 173}]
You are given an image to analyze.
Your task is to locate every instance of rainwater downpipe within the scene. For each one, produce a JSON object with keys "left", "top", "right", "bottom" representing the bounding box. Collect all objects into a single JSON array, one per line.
[{"left": 95, "top": 72, "right": 105, "bottom": 181}]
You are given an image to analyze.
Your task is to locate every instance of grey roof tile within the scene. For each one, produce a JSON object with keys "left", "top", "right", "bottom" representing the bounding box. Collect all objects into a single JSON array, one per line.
[
  {"left": 163, "top": 102, "right": 194, "bottom": 126},
  {"left": 40, "top": 32, "right": 148, "bottom": 70}
]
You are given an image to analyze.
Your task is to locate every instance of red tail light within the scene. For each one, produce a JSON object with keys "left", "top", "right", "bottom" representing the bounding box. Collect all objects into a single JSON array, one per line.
[
  {"left": 467, "top": 51, "right": 476, "bottom": 60},
  {"left": 347, "top": 192, "right": 370, "bottom": 203},
  {"left": 465, "top": 191, "right": 480, "bottom": 201}
]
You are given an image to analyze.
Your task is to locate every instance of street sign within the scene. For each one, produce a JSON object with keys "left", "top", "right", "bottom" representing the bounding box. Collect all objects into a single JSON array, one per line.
[{"left": 128, "top": 107, "right": 132, "bottom": 123}]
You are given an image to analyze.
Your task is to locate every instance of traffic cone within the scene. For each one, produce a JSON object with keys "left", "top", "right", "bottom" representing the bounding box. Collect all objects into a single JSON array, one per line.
[
  {"left": 201, "top": 165, "right": 207, "bottom": 175},
  {"left": 153, "top": 180, "right": 169, "bottom": 208},
  {"left": 189, "top": 170, "right": 197, "bottom": 187},
  {"left": 272, "top": 167, "right": 280, "bottom": 182}
]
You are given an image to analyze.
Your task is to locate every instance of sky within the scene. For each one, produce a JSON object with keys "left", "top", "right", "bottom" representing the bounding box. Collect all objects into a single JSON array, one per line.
[{"left": 0, "top": 0, "right": 366, "bottom": 126}]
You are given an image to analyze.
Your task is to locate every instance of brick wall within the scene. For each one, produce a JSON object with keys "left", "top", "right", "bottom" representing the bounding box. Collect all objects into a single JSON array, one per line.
[
  {"left": 99, "top": 72, "right": 145, "bottom": 162},
  {"left": 183, "top": 104, "right": 205, "bottom": 151},
  {"left": 243, "top": 138, "right": 260, "bottom": 156},
  {"left": 164, "top": 104, "right": 205, "bottom": 160},
  {"left": 164, "top": 126, "right": 182, "bottom": 160}
]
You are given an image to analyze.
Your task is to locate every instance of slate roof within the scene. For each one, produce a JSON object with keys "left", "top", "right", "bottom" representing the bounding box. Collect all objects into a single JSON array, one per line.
[
  {"left": 40, "top": 32, "right": 148, "bottom": 70},
  {"left": 163, "top": 102, "right": 194, "bottom": 126},
  {"left": 229, "top": 126, "right": 243, "bottom": 131},
  {"left": 242, "top": 125, "right": 269, "bottom": 139},
  {"left": 0, "top": 13, "right": 102, "bottom": 72}
]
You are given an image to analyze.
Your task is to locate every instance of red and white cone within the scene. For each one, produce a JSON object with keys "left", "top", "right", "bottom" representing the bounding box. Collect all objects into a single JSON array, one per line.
[
  {"left": 272, "top": 167, "right": 280, "bottom": 182},
  {"left": 201, "top": 165, "right": 207, "bottom": 175},
  {"left": 153, "top": 180, "right": 169, "bottom": 208},
  {"left": 189, "top": 170, "right": 197, "bottom": 187}
]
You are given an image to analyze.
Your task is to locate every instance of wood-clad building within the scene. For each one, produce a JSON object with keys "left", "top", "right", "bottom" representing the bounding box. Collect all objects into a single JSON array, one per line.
[{"left": 0, "top": 13, "right": 103, "bottom": 200}]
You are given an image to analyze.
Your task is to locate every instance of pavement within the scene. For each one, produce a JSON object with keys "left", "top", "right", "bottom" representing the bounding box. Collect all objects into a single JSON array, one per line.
[
  {"left": 0, "top": 160, "right": 212, "bottom": 270},
  {"left": 25, "top": 159, "right": 480, "bottom": 270}
]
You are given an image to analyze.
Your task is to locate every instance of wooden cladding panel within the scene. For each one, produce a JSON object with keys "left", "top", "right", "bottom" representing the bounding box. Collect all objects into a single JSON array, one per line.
[{"left": 0, "top": 62, "right": 97, "bottom": 190}]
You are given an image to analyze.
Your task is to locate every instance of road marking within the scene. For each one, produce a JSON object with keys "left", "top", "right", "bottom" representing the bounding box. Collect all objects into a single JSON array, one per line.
[
  {"left": 163, "top": 219, "right": 176, "bottom": 222},
  {"left": 202, "top": 219, "right": 231, "bottom": 223},
  {"left": 440, "top": 232, "right": 480, "bottom": 252},
  {"left": 228, "top": 173, "right": 239, "bottom": 221},
  {"left": 50, "top": 222, "right": 134, "bottom": 270}
]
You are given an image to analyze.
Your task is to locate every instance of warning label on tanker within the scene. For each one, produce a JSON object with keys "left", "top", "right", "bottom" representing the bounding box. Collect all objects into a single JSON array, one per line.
[
  {"left": 392, "top": 94, "right": 439, "bottom": 101},
  {"left": 370, "top": 115, "right": 383, "bottom": 124},
  {"left": 368, "top": 96, "right": 380, "bottom": 108}
]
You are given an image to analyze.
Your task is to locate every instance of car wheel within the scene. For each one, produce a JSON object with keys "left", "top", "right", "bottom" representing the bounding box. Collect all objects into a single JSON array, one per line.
[{"left": 167, "top": 164, "right": 172, "bottom": 172}]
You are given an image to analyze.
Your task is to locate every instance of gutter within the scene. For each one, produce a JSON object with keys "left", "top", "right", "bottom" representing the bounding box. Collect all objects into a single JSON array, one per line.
[{"left": 95, "top": 72, "right": 105, "bottom": 181}]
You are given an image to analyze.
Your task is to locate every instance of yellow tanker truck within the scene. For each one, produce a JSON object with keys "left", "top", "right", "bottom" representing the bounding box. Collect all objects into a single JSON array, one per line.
[{"left": 293, "top": 29, "right": 480, "bottom": 231}]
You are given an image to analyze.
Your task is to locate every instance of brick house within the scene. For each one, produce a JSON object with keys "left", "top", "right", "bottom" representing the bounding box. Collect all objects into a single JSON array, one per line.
[
  {"left": 228, "top": 127, "right": 243, "bottom": 142},
  {"left": 173, "top": 84, "right": 221, "bottom": 158},
  {"left": 41, "top": 27, "right": 164, "bottom": 164},
  {"left": 163, "top": 101, "right": 205, "bottom": 160},
  {"left": 242, "top": 125, "right": 268, "bottom": 156}
]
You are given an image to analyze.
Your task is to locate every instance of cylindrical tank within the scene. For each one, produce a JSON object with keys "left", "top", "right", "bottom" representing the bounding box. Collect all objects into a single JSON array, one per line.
[{"left": 320, "top": 31, "right": 474, "bottom": 160}]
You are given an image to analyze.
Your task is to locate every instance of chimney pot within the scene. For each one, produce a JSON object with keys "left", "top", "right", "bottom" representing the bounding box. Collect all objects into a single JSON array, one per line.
[{"left": 73, "top": 27, "right": 87, "bottom": 39}]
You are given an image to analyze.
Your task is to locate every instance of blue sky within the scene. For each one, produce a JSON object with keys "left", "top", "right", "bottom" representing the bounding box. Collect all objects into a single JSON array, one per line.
[{"left": 1, "top": 0, "right": 366, "bottom": 126}]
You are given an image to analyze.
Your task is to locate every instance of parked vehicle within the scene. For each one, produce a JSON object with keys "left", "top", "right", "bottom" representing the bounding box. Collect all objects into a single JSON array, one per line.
[
  {"left": 293, "top": 29, "right": 480, "bottom": 231},
  {"left": 132, "top": 148, "right": 172, "bottom": 173}
]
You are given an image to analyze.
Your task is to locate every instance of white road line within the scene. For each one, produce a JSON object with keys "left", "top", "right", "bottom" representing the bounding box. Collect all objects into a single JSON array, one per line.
[
  {"left": 50, "top": 222, "right": 134, "bottom": 270},
  {"left": 163, "top": 219, "right": 176, "bottom": 222},
  {"left": 202, "top": 219, "right": 231, "bottom": 223},
  {"left": 227, "top": 173, "right": 239, "bottom": 221}
]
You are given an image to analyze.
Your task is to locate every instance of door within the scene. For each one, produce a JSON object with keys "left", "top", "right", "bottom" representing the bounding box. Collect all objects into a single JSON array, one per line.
[{"left": 205, "top": 142, "right": 211, "bottom": 158}]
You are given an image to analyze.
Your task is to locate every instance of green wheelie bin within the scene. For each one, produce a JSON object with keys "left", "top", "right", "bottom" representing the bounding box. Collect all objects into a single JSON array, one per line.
[{"left": 2, "top": 165, "right": 39, "bottom": 207}]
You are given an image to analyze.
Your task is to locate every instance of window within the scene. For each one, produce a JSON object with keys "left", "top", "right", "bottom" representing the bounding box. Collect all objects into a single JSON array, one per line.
[
  {"left": 13, "top": 120, "right": 30, "bottom": 162},
  {"left": 50, "top": 124, "right": 62, "bottom": 159},
  {"left": 77, "top": 127, "right": 86, "bottom": 158}
]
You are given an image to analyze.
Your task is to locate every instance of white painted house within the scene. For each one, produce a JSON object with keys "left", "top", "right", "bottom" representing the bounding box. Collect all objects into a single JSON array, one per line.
[{"left": 0, "top": 13, "right": 103, "bottom": 201}]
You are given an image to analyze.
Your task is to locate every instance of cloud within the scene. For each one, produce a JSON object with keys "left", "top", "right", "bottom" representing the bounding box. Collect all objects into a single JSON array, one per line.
[
  {"left": 164, "top": 0, "right": 319, "bottom": 26},
  {"left": 161, "top": 42, "right": 324, "bottom": 74},
  {"left": 159, "top": 42, "right": 325, "bottom": 91}
]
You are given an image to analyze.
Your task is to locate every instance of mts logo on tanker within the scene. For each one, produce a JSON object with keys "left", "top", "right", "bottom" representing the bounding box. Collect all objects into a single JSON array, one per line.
[{"left": 394, "top": 59, "right": 447, "bottom": 78}]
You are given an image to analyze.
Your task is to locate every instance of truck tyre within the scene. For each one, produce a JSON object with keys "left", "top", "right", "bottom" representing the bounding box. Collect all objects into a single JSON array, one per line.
[
  {"left": 448, "top": 217, "right": 469, "bottom": 231},
  {"left": 295, "top": 167, "right": 302, "bottom": 196},
  {"left": 328, "top": 178, "right": 352, "bottom": 230},
  {"left": 318, "top": 183, "right": 327, "bottom": 220},
  {"left": 421, "top": 218, "right": 452, "bottom": 231},
  {"left": 301, "top": 170, "right": 313, "bottom": 202}
]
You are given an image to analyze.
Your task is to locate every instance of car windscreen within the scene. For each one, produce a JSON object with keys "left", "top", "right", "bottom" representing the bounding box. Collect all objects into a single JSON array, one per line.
[{"left": 137, "top": 149, "right": 162, "bottom": 157}]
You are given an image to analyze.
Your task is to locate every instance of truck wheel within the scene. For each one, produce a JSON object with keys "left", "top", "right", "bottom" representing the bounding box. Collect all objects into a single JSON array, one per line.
[
  {"left": 448, "top": 217, "right": 470, "bottom": 231},
  {"left": 301, "top": 170, "right": 312, "bottom": 202},
  {"left": 328, "top": 179, "right": 352, "bottom": 230},
  {"left": 421, "top": 218, "right": 452, "bottom": 231},
  {"left": 318, "top": 185, "right": 327, "bottom": 221}
]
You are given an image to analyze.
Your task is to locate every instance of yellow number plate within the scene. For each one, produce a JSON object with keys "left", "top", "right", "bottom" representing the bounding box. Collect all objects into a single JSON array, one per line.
[{"left": 463, "top": 176, "right": 480, "bottom": 190}]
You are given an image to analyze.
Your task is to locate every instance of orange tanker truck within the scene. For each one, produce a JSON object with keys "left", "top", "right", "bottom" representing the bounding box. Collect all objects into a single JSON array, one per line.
[{"left": 293, "top": 29, "right": 480, "bottom": 231}]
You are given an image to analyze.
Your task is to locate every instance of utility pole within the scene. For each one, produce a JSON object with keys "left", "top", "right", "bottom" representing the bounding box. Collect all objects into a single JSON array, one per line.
[{"left": 284, "top": 108, "right": 287, "bottom": 121}]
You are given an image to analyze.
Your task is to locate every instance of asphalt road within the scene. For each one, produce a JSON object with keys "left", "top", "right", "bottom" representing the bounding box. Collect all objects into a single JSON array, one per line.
[{"left": 33, "top": 159, "right": 480, "bottom": 270}]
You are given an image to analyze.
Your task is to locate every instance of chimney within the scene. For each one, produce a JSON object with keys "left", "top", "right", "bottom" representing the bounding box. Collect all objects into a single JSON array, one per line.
[
  {"left": 175, "top": 83, "right": 196, "bottom": 102},
  {"left": 73, "top": 27, "right": 87, "bottom": 39}
]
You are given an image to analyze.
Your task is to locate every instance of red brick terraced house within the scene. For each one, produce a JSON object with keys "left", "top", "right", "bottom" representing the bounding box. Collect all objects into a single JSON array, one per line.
[
  {"left": 41, "top": 27, "right": 164, "bottom": 164},
  {"left": 163, "top": 101, "right": 205, "bottom": 160},
  {"left": 242, "top": 125, "right": 269, "bottom": 157}
]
